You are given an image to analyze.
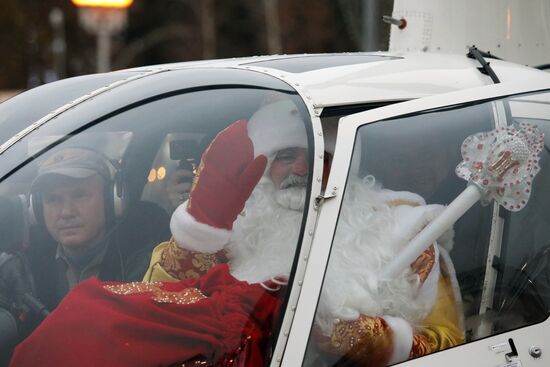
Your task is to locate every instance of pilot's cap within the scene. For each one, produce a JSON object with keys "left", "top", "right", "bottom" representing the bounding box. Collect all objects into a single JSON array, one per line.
[
  {"left": 32, "top": 147, "right": 111, "bottom": 191},
  {"left": 247, "top": 99, "right": 308, "bottom": 158}
]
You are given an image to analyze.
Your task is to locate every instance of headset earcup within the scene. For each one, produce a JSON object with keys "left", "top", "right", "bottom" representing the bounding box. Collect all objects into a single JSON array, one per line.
[
  {"left": 112, "top": 181, "right": 125, "bottom": 219},
  {"left": 29, "top": 192, "right": 42, "bottom": 227},
  {"left": 110, "top": 159, "right": 126, "bottom": 221},
  {"left": 104, "top": 174, "right": 125, "bottom": 223},
  {"left": 103, "top": 180, "right": 115, "bottom": 225}
]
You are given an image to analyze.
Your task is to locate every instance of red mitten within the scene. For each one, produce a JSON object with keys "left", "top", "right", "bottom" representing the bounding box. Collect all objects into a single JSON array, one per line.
[{"left": 188, "top": 120, "right": 267, "bottom": 229}]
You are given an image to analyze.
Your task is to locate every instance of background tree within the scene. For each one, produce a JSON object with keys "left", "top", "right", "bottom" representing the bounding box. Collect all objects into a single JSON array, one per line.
[{"left": 0, "top": 0, "right": 393, "bottom": 91}]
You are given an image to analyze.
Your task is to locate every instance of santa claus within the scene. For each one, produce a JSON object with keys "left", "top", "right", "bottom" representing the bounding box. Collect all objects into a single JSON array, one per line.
[{"left": 10, "top": 100, "right": 463, "bottom": 367}]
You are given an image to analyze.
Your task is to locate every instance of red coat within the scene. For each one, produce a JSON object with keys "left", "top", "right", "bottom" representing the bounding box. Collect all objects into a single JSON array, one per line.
[{"left": 10, "top": 264, "right": 283, "bottom": 367}]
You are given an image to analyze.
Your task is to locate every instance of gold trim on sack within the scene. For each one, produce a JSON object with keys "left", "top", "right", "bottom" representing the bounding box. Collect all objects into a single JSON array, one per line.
[{"left": 104, "top": 282, "right": 207, "bottom": 305}]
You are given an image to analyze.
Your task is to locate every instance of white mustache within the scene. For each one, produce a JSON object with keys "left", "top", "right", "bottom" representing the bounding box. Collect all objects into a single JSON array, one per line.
[{"left": 280, "top": 174, "right": 307, "bottom": 189}]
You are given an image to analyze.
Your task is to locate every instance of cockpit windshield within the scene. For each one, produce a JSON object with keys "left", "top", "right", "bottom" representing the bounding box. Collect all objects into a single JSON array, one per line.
[{"left": 0, "top": 83, "right": 313, "bottom": 367}]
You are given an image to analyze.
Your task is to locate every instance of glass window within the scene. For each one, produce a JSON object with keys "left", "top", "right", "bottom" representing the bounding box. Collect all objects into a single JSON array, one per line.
[
  {"left": 0, "top": 87, "right": 312, "bottom": 367},
  {"left": 242, "top": 54, "right": 399, "bottom": 73},
  {"left": 304, "top": 90, "right": 550, "bottom": 366},
  {"left": 0, "top": 72, "right": 137, "bottom": 146},
  {"left": 141, "top": 132, "right": 208, "bottom": 214},
  {"left": 494, "top": 91, "right": 550, "bottom": 333}
]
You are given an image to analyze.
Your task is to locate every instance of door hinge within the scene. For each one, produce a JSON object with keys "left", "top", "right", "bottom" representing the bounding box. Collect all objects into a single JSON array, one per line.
[{"left": 314, "top": 187, "right": 338, "bottom": 210}]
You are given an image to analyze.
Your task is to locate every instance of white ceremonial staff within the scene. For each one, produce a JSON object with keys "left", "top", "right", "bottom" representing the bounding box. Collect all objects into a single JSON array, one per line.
[{"left": 379, "top": 122, "right": 545, "bottom": 283}]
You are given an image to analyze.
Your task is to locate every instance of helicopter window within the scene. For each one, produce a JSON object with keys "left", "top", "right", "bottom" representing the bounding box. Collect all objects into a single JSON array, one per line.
[
  {"left": 242, "top": 54, "right": 399, "bottom": 73},
  {"left": 0, "top": 88, "right": 312, "bottom": 367},
  {"left": 303, "top": 90, "right": 550, "bottom": 366},
  {"left": 492, "top": 91, "right": 550, "bottom": 335},
  {"left": 0, "top": 72, "right": 137, "bottom": 147},
  {"left": 141, "top": 132, "right": 208, "bottom": 214}
]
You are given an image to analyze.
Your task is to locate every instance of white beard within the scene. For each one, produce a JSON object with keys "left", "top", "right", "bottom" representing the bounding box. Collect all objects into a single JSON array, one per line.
[
  {"left": 224, "top": 176, "right": 444, "bottom": 337},
  {"left": 227, "top": 181, "right": 305, "bottom": 283},
  {"left": 274, "top": 186, "right": 307, "bottom": 211},
  {"left": 314, "top": 177, "right": 443, "bottom": 336}
]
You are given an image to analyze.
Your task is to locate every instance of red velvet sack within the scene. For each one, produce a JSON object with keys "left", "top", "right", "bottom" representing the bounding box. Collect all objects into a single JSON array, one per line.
[{"left": 10, "top": 264, "right": 282, "bottom": 367}]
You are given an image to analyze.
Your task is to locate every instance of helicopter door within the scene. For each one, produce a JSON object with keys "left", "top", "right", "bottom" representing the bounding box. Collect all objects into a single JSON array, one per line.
[{"left": 280, "top": 79, "right": 550, "bottom": 367}]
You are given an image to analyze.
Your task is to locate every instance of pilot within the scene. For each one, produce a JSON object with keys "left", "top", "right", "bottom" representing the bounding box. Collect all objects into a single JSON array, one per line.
[
  {"left": 0, "top": 147, "right": 169, "bottom": 354},
  {"left": 38, "top": 147, "right": 170, "bottom": 287},
  {"left": 10, "top": 100, "right": 463, "bottom": 367},
  {"left": 34, "top": 148, "right": 112, "bottom": 292}
]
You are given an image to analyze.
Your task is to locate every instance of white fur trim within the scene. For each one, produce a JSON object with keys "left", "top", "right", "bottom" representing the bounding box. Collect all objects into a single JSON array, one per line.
[
  {"left": 170, "top": 202, "right": 232, "bottom": 253},
  {"left": 437, "top": 227, "right": 455, "bottom": 252},
  {"left": 384, "top": 316, "right": 413, "bottom": 365},
  {"left": 391, "top": 204, "right": 444, "bottom": 244},
  {"left": 247, "top": 100, "right": 307, "bottom": 158}
]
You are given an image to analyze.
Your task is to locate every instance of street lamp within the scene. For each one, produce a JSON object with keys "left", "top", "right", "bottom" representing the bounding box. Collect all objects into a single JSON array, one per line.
[{"left": 71, "top": 0, "right": 134, "bottom": 73}]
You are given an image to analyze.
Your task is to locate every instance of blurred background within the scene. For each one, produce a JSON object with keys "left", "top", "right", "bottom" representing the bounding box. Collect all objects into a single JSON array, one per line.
[{"left": 0, "top": 0, "right": 394, "bottom": 100}]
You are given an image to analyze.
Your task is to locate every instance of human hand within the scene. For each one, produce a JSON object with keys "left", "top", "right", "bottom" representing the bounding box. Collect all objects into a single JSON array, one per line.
[
  {"left": 316, "top": 314, "right": 396, "bottom": 367},
  {"left": 0, "top": 253, "right": 16, "bottom": 310},
  {"left": 166, "top": 167, "right": 194, "bottom": 210},
  {"left": 0, "top": 253, "right": 35, "bottom": 313},
  {"left": 187, "top": 120, "right": 267, "bottom": 230}
]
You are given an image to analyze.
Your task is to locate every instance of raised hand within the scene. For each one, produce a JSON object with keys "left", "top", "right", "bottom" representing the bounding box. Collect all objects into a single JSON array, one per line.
[{"left": 187, "top": 120, "right": 267, "bottom": 230}]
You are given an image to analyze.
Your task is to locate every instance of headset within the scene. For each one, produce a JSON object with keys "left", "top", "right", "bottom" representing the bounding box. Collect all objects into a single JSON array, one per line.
[{"left": 29, "top": 147, "right": 127, "bottom": 228}]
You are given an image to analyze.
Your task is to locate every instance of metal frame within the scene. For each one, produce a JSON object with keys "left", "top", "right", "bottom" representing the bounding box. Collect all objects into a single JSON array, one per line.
[
  {"left": 475, "top": 100, "right": 508, "bottom": 339},
  {"left": 230, "top": 64, "right": 328, "bottom": 366}
]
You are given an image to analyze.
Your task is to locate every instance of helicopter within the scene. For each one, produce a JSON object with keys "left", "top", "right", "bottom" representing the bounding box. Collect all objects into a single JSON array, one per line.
[
  {"left": 0, "top": 48, "right": 549, "bottom": 366},
  {"left": 2, "top": 1, "right": 550, "bottom": 364}
]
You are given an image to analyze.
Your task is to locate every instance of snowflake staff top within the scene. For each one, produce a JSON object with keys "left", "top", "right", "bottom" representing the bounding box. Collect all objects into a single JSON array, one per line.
[
  {"left": 456, "top": 123, "right": 545, "bottom": 211},
  {"left": 382, "top": 123, "right": 544, "bottom": 282}
]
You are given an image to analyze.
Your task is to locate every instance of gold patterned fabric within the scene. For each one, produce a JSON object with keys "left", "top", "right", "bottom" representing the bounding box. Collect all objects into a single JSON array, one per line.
[
  {"left": 409, "top": 334, "right": 430, "bottom": 359},
  {"left": 187, "top": 156, "right": 206, "bottom": 212},
  {"left": 144, "top": 238, "right": 225, "bottom": 283},
  {"left": 104, "top": 282, "right": 207, "bottom": 305},
  {"left": 161, "top": 238, "right": 222, "bottom": 280},
  {"left": 316, "top": 315, "right": 394, "bottom": 367},
  {"left": 411, "top": 245, "right": 436, "bottom": 285},
  {"left": 410, "top": 259, "right": 465, "bottom": 357}
]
